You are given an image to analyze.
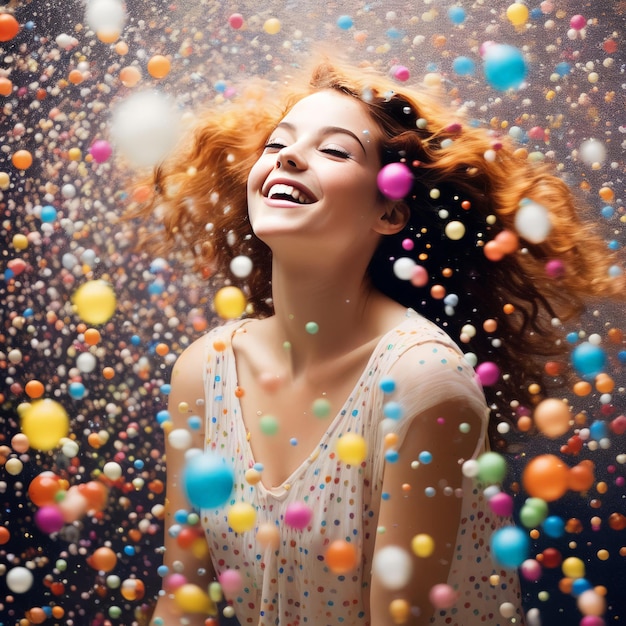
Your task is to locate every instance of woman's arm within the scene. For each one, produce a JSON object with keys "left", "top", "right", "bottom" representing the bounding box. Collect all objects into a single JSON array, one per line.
[
  {"left": 149, "top": 336, "right": 218, "bottom": 626},
  {"left": 369, "top": 396, "right": 484, "bottom": 625}
]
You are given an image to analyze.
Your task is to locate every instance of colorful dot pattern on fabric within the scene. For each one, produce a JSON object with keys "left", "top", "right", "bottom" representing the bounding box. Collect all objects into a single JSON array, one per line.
[{"left": 201, "top": 309, "right": 522, "bottom": 625}]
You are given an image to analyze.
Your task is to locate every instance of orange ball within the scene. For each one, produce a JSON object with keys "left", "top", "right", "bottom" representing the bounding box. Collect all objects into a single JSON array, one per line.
[
  {"left": 0, "top": 526, "right": 10, "bottom": 544},
  {"left": 0, "top": 14, "right": 20, "bottom": 42},
  {"left": 89, "top": 546, "right": 118, "bottom": 572},
  {"left": 324, "top": 540, "right": 359, "bottom": 574},
  {"left": 24, "top": 379, "right": 45, "bottom": 399},
  {"left": 155, "top": 342, "right": 169, "bottom": 356},
  {"left": 483, "top": 240, "right": 505, "bottom": 262},
  {"left": 28, "top": 472, "right": 64, "bottom": 506},
  {"left": 77, "top": 481, "right": 108, "bottom": 511},
  {"left": 533, "top": 398, "right": 571, "bottom": 438},
  {"left": 595, "top": 374, "right": 614, "bottom": 394},
  {"left": 0, "top": 77, "right": 13, "bottom": 96},
  {"left": 12, "top": 149, "right": 33, "bottom": 170},
  {"left": 68, "top": 69, "right": 84, "bottom": 85},
  {"left": 522, "top": 454, "right": 569, "bottom": 501},
  {"left": 119, "top": 65, "right": 142, "bottom": 87},
  {"left": 568, "top": 461, "right": 595, "bottom": 492},
  {"left": 573, "top": 381, "right": 592, "bottom": 396},
  {"left": 25, "top": 608, "right": 46, "bottom": 624},
  {"left": 495, "top": 229, "right": 519, "bottom": 254},
  {"left": 84, "top": 328, "right": 101, "bottom": 345},
  {"left": 147, "top": 54, "right": 171, "bottom": 79},
  {"left": 102, "top": 367, "right": 115, "bottom": 380},
  {"left": 598, "top": 187, "right": 614, "bottom": 202}
]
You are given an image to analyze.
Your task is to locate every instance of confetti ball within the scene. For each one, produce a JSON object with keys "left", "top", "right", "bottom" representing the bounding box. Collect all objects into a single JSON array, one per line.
[
  {"left": 214, "top": 286, "right": 247, "bottom": 319},
  {"left": 533, "top": 398, "right": 571, "bottom": 438},
  {"left": 429, "top": 583, "right": 458, "bottom": 609},
  {"left": 89, "top": 547, "right": 118, "bottom": 572},
  {"left": 174, "top": 584, "right": 215, "bottom": 614},
  {"left": 411, "top": 533, "right": 435, "bottom": 558},
  {"left": 522, "top": 454, "right": 569, "bottom": 501},
  {"left": 483, "top": 44, "right": 528, "bottom": 91},
  {"left": 34, "top": 505, "right": 65, "bottom": 534},
  {"left": 488, "top": 492, "right": 514, "bottom": 517},
  {"left": 0, "top": 13, "right": 20, "bottom": 41},
  {"left": 520, "top": 558, "right": 542, "bottom": 582},
  {"left": 263, "top": 18, "right": 281, "bottom": 34},
  {"left": 12, "top": 149, "right": 33, "bottom": 170},
  {"left": 6, "top": 566, "right": 34, "bottom": 593},
  {"left": 325, "top": 540, "right": 358, "bottom": 573},
  {"left": 230, "top": 255, "right": 253, "bottom": 278},
  {"left": 21, "top": 400, "right": 69, "bottom": 451},
  {"left": 577, "top": 589, "right": 606, "bottom": 617},
  {"left": 336, "top": 432, "right": 368, "bottom": 465},
  {"left": 228, "top": 13, "right": 244, "bottom": 29},
  {"left": 227, "top": 502, "right": 256, "bottom": 533},
  {"left": 514, "top": 199, "right": 551, "bottom": 244},
  {"left": 110, "top": 90, "right": 180, "bottom": 168},
  {"left": 85, "top": 0, "right": 126, "bottom": 36},
  {"left": 490, "top": 526, "right": 530, "bottom": 568},
  {"left": 562, "top": 556, "right": 585, "bottom": 579},
  {"left": 218, "top": 569, "right": 243, "bottom": 595},
  {"left": 476, "top": 361, "right": 500, "bottom": 386},
  {"left": 372, "top": 546, "right": 413, "bottom": 590},
  {"left": 72, "top": 280, "right": 116, "bottom": 324},
  {"left": 183, "top": 452, "right": 234, "bottom": 509},
  {"left": 506, "top": 3, "right": 529, "bottom": 26},
  {"left": 147, "top": 54, "right": 171, "bottom": 79},
  {"left": 571, "top": 342, "right": 606, "bottom": 378},
  {"left": 477, "top": 451, "right": 507, "bottom": 483},
  {"left": 284, "top": 501, "right": 312, "bottom": 530},
  {"left": 452, "top": 56, "right": 476, "bottom": 76},
  {"left": 377, "top": 162, "right": 413, "bottom": 200},
  {"left": 89, "top": 139, "right": 112, "bottom": 163}
]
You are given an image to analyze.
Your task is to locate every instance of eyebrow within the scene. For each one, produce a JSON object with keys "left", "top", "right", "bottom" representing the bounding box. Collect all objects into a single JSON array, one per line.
[{"left": 275, "top": 121, "right": 367, "bottom": 155}]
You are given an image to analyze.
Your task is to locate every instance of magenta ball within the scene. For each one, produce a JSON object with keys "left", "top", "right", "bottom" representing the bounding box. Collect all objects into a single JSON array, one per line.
[
  {"left": 429, "top": 583, "right": 458, "bottom": 609},
  {"left": 89, "top": 139, "right": 112, "bottom": 163},
  {"left": 393, "top": 65, "right": 410, "bottom": 82},
  {"left": 545, "top": 259, "right": 565, "bottom": 279},
  {"left": 164, "top": 573, "right": 187, "bottom": 591},
  {"left": 219, "top": 569, "right": 243, "bottom": 595},
  {"left": 580, "top": 618, "right": 605, "bottom": 626},
  {"left": 34, "top": 505, "right": 65, "bottom": 534},
  {"left": 377, "top": 162, "right": 413, "bottom": 200},
  {"left": 284, "top": 501, "right": 312, "bottom": 530},
  {"left": 520, "top": 558, "right": 543, "bottom": 582},
  {"left": 476, "top": 361, "right": 500, "bottom": 386},
  {"left": 488, "top": 492, "right": 514, "bottom": 517},
  {"left": 570, "top": 15, "right": 586, "bottom": 30}
]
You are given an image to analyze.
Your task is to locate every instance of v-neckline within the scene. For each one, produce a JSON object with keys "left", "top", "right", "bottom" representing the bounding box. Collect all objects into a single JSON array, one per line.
[{"left": 224, "top": 310, "right": 418, "bottom": 499}]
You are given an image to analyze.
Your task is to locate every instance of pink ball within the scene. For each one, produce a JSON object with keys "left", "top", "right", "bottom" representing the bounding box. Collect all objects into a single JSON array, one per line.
[
  {"left": 219, "top": 569, "right": 243, "bottom": 595},
  {"left": 475, "top": 361, "right": 500, "bottom": 387},
  {"left": 570, "top": 15, "right": 586, "bottom": 30},
  {"left": 401, "top": 238, "right": 414, "bottom": 251},
  {"left": 228, "top": 13, "right": 244, "bottom": 29},
  {"left": 377, "top": 162, "right": 413, "bottom": 200},
  {"left": 580, "top": 618, "right": 605, "bottom": 626},
  {"left": 410, "top": 265, "right": 429, "bottom": 288},
  {"left": 520, "top": 558, "right": 542, "bottom": 582},
  {"left": 284, "top": 501, "right": 312, "bottom": 530},
  {"left": 429, "top": 583, "right": 458, "bottom": 609},
  {"left": 545, "top": 259, "right": 565, "bottom": 279},
  {"left": 392, "top": 65, "right": 410, "bottom": 82},
  {"left": 34, "top": 505, "right": 65, "bottom": 534},
  {"left": 89, "top": 140, "right": 112, "bottom": 164},
  {"left": 164, "top": 573, "right": 187, "bottom": 591},
  {"left": 488, "top": 492, "right": 513, "bottom": 517}
]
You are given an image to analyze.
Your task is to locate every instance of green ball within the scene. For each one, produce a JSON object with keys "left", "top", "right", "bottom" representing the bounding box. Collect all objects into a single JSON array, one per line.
[
  {"left": 476, "top": 451, "right": 508, "bottom": 483},
  {"left": 519, "top": 497, "right": 549, "bottom": 528},
  {"left": 259, "top": 414, "right": 279, "bottom": 435},
  {"left": 312, "top": 398, "right": 331, "bottom": 418}
]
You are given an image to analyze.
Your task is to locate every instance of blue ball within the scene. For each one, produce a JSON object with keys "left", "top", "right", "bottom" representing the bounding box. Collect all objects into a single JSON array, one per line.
[
  {"left": 601, "top": 205, "right": 614, "bottom": 219},
  {"left": 542, "top": 515, "right": 565, "bottom": 538},
  {"left": 483, "top": 44, "right": 527, "bottom": 91},
  {"left": 447, "top": 6, "right": 466, "bottom": 24},
  {"left": 383, "top": 401, "right": 404, "bottom": 420},
  {"left": 453, "top": 56, "right": 476, "bottom": 76},
  {"left": 571, "top": 342, "right": 606, "bottom": 378},
  {"left": 589, "top": 420, "right": 608, "bottom": 441},
  {"left": 490, "top": 526, "right": 530, "bottom": 568},
  {"left": 337, "top": 15, "right": 354, "bottom": 30},
  {"left": 183, "top": 452, "right": 234, "bottom": 509},
  {"left": 40, "top": 205, "right": 57, "bottom": 223},
  {"left": 554, "top": 61, "right": 571, "bottom": 77},
  {"left": 68, "top": 382, "right": 86, "bottom": 399},
  {"left": 571, "top": 577, "right": 593, "bottom": 596}
]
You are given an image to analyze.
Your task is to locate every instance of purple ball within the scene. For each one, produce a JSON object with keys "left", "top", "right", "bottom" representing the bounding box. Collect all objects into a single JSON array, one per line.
[
  {"left": 89, "top": 139, "right": 112, "bottom": 164},
  {"left": 475, "top": 361, "right": 500, "bottom": 387},
  {"left": 34, "top": 505, "right": 65, "bottom": 534},
  {"left": 488, "top": 492, "right": 514, "bottom": 517},
  {"left": 377, "top": 162, "right": 413, "bottom": 200},
  {"left": 284, "top": 501, "right": 312, "bottom": 530},
  {"left": 545, "top": 259, "right": 565, "bottom": 279}
]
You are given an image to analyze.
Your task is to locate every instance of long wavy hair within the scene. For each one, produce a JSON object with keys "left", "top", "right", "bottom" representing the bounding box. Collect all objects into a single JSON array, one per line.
[{"left": 125, "top": 57, "right": 624, "bottom": 442}]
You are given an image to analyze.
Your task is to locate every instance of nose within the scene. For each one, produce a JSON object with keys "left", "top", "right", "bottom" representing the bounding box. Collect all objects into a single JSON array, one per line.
[{"left": 275, "top": 145, "right": 305, "bottom": 170}]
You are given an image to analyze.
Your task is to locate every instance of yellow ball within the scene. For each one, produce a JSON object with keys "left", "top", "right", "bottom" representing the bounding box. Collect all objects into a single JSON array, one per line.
[
  {"left": 68, "top": 147, "right": 82, "bottom": 161},
  {"left": 173, "top": 584, "right": 215, "bottom": 614},
  {"left": 506, "top": 3, "right": 529, "bottom": 26},
  {"left": 0, "top": 171, "right": 10, "bottom": 189},
  {"left": 12, "top": 233, "right": 29, "bottom": 250},
  {"left": 72, "top": 280, "right": 117, "bottom": 325},
  {"left": 411, "top": 533, "right": 435, "bottom": 558},
  {"left": 336, "top": 432, "right": 367, "bottom": 465},
  {"left": 21, "top": 399, "right": 69, "bottom": 451},
  {"left": 227, "top": 502, "right": 256, "bottom": 533},
  {"left": 562, "top": 556, "right": 585, "bottom": 579},
  {"left": 263, "top": 18, "right": 281, "bottom": 34},
  {"left": 214, "top": 286, "right": 246, "bottom": 320},
  {"left": 389, "top": 598, "right": 411, "bottom": 624}
]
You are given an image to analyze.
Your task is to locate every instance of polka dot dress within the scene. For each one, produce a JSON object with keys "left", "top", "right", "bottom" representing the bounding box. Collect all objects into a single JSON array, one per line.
[{"left": 200, "top": 309, "right": 523, "bottom": 625}]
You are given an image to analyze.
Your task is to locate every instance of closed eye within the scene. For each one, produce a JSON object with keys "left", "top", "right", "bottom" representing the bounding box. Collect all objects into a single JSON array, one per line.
[
  {"left": 320, "top": 147, "right": 352, "bottom": 159},
  {"left": 263, "top": 141, "right": 287, "bottom": 152}
]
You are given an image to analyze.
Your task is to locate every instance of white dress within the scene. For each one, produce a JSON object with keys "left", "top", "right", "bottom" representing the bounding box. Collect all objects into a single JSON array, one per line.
[{"left": 200, "top": 309, "right": 523, "bottom": 625}]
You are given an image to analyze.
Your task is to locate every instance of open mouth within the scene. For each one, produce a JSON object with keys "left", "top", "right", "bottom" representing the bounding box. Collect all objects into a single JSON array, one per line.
[{"left": 267, "top": 183, "right": 315, "bottom": 205}]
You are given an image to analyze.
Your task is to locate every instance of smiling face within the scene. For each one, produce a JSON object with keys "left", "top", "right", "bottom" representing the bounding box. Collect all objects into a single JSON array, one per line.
[{"left": 246, "top": 90, "right": 390, "bottom": 259}]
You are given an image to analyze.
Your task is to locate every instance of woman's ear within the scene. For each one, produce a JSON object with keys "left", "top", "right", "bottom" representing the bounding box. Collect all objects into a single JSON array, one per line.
[{"left": 374, "top": 201, "right": 410, "bottom": 235}]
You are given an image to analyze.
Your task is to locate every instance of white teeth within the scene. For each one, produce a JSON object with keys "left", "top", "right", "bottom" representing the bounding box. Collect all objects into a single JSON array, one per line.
[{"left": 267, "top": 183, "right": 313, "bottom": 204}]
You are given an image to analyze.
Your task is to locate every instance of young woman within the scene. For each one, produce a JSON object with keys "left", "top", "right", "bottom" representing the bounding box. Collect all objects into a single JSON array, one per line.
[{"left": 129, "top": 58, "right": 623, "bottom": 625}]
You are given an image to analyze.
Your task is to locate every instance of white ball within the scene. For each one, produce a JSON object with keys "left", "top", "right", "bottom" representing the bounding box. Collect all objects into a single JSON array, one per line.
[
  {"left": 76, "top": 352, "right": 97, "bottom": 373},
  {"left": 230, "top": 255, "right": 253, "bottom": 278},
  {"left": 6, "top": 566, "right": 34, "bottom": 593},
  {"left": 371, "top": 545, "right": 413, "bottom": 590},
  {"left": 393, "top": 257, "right": 416, "bottom": 280},
  {"left": 514, "top": 200, "right": 552, "bottom": 244},
  {"left": 85, "top": 0, "right": 126, "bottom": 34},
  {"left": 579, "top": 139, "right": 606, "bottom": 165},
  {"left": 103, "top": 461, "right": 123, "bottom": 480},
  {"left": 168, "top": 428, "right": 193, "bottom": 450}
]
